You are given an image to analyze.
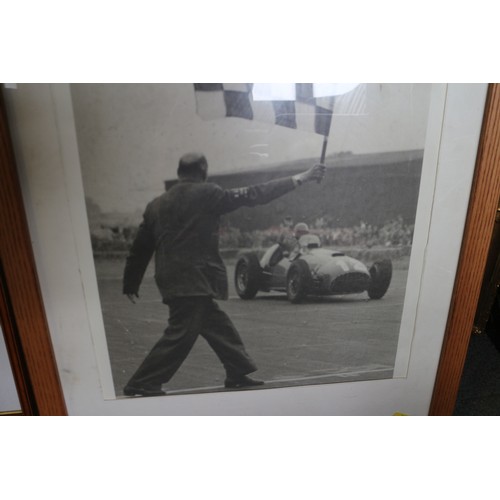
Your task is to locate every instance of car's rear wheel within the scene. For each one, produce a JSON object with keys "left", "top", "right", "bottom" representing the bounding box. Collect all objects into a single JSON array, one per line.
[
  {"left": 286, "top": 259, "right": 312, "bottom": 303},
  {"left": 367, "top": 259, "right": 392, "bottom": 299},
  {"left": 234, "top": 253, "right": 262, "bottom": 299}
]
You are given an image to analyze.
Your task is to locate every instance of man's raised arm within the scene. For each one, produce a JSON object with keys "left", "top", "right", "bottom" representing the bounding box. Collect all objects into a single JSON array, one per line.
[{"left": 213, "top": 163, "right": 326, "bottom": 214}]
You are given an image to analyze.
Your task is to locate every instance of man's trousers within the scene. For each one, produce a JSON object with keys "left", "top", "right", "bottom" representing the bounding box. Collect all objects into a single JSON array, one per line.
[{"left": 126, "top": 296, "right": 257, "bottom": 389}]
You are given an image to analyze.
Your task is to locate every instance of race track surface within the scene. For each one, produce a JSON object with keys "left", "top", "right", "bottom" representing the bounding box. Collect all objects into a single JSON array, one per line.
[{"left": 94, "top": 257, "right": 408, "bottom": 398}]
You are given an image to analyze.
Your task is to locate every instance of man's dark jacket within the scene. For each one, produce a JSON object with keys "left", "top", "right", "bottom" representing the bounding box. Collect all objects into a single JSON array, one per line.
[{"left": 123, "top": 177, "right": 296, "bottom": 302}]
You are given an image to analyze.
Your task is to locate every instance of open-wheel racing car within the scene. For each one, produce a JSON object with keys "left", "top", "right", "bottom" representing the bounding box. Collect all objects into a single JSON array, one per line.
[{"left": 234, "top": 234, "right": 392, "bottom": 303}]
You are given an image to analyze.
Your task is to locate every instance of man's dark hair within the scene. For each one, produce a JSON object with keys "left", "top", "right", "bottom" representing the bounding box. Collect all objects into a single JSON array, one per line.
[{"left": 177, "top": 153, "right": 208, "bottom": 180}]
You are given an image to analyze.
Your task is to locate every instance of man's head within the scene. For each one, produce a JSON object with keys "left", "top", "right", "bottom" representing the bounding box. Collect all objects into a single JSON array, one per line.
[{"left": 177, "top": 153, "right": 208, "bottom": 181}]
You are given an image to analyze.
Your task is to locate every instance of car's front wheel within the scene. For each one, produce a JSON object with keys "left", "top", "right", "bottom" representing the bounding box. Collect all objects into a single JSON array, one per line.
[
  {"left": 234, "top": 253, "right": 262, "bottom": 299},
  {"left": 286, "top": 259, "right": 312, "bottom": 303},
  {"left": 367, "top": 259, "right": 392, "bottom": 299}
]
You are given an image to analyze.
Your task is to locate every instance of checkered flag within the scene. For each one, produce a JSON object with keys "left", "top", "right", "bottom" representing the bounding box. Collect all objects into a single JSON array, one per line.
[{"left": 193, "top": 83, "right": 366, "bottom": 137}]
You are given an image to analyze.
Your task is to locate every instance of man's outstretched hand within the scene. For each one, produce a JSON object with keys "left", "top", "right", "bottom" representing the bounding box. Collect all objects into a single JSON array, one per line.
[{"left": 295, "top": 164, "right": 326, "bottom": 185}]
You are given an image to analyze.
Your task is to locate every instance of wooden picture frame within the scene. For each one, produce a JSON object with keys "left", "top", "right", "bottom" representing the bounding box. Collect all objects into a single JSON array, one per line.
[
  {"left": 429, "top": 84, "right": 500, "bottom": 415},
  {"left": 1, "top": 84, "right": 498, "bottom": 416},
  {"left": 0, "top": 92, "right": 67, "bottom": 415}
]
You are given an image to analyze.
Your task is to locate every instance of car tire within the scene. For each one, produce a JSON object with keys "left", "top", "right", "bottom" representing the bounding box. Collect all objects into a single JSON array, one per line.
[
  {"left": 234, "top": 253, "right": 262, "bottom": 299},
  {"left": 367, "top": 259, "right": 392, "bottom": 299},
  {"left": 286, "top": 259, "right": 312, "bottom": 303}
]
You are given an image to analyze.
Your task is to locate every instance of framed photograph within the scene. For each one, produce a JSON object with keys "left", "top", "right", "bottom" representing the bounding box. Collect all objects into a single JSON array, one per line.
[{"left": 0, "top": 83, "right": 493, "bottom": 415}]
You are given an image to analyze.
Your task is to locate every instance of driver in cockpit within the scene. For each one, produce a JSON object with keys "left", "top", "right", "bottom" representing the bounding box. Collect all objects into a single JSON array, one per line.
[{"left": 280, "top": 222, "right": 311, "bottom": 260}]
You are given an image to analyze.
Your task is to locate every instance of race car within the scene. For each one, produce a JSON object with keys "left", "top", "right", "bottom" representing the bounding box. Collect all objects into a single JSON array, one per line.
[{"left": 234, "top": 234, "right": 392, "bottom": 303}]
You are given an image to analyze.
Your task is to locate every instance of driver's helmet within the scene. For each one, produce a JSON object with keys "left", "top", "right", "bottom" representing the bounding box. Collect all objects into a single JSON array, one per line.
[
  {"left": 298, "top": 234, "right": 321, "bottom": 249},
  {"left": 294, "top": 222, "right": 309, "bottom": 239}
]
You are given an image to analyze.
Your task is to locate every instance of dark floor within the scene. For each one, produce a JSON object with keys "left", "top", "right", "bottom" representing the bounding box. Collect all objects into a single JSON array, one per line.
[{"left": 453, "top": 294, "right": 500, "bottom": 415}]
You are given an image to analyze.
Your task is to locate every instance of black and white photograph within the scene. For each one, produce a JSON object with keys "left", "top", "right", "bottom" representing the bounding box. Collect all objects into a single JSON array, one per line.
[{"left": 70, "top": 83, "right": 433, "bottom": 398}]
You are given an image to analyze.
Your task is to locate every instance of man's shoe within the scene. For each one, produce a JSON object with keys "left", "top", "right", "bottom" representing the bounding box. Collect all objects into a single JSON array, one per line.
[
  {"left": 224, "top": 375, "right": 265, "bottom": 389},
  {"left": 123, "top": 384, "right": 166, "bottom": 397}
]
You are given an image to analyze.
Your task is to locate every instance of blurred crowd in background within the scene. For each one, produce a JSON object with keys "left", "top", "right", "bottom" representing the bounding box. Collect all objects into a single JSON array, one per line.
[
  {"left": 90, "top": 215, "right": 414, "bottom": 255},
  {"left": 219, "top": 216, "right": 413, "bottom": 250}
]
